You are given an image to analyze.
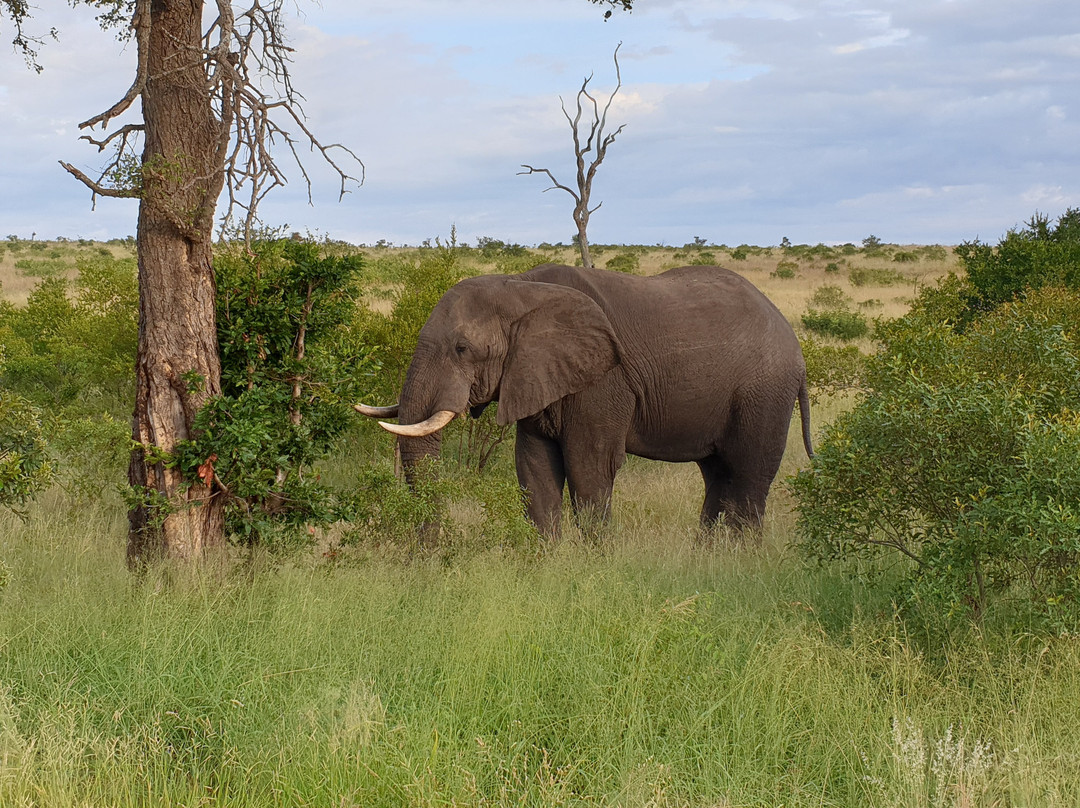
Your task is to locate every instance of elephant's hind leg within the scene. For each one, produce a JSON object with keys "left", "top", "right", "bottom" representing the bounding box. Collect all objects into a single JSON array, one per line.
[{"left": 696, "top": 454, "right": 770, "bottom": 534}]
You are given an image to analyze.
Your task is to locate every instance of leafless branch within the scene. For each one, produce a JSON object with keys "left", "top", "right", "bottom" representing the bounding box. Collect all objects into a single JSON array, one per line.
[
  {"left": 517, "top": 165, "right": 581, "bottom": 204},
  {"left": 519, "top": 43, "right": 625, "bottom": 268},
  {"left": 79, "top": 0, "right": 151, "bottom": 130},
  {"left": 58, "top": 161, "right": 140, "bottom": 204},
  {"left": 62, "top": 0, "right": 364, "bottom": 239},
  {"left": 79, "top": 123, "right": 144, "bottom": 152}
]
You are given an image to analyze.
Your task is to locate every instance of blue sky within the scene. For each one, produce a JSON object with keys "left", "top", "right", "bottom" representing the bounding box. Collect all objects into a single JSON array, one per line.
[{"left": 1, "top": 0, "right": 1078, "bottom": 247}]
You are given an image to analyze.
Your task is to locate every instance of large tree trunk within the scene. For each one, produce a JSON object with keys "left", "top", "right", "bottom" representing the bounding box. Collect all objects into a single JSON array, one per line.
[{"left": 126, "top": 1, "right": 227, "bottom": 568}]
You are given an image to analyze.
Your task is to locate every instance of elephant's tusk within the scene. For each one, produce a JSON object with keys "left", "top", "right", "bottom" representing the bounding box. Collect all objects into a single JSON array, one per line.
[
  {"left": 354, "top": 402, "right": 400, "bottom": 418},
  {"left": 378, "top": 409, "right": 457, "bottom": 437}
]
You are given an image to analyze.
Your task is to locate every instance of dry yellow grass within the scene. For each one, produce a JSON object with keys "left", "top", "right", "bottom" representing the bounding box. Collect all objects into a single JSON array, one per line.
[{"left": 0, "top": 238, "right": 134, "bottom": 305}]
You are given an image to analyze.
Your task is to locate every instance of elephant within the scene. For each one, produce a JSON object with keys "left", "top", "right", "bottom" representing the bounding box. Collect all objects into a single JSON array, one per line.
[{"left": 356, "top": 263, "right": 813, "bottom": 538}]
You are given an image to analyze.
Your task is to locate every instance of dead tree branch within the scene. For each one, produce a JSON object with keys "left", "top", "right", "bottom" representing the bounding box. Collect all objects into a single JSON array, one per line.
[
  {"left": 519, "top": 43, "right": 625, "bottom": 269},
  {"left": 59, "top": 0, "right": 364, "bottom": 240}
]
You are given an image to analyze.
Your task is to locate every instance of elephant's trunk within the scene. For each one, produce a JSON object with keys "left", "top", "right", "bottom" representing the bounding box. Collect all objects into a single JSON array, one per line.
[{"left": 394, "top": 385, "right": 451, "bottom": 488}]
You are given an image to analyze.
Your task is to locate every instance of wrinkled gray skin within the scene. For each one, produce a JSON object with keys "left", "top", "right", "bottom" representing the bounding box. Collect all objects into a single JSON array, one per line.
[{"left": 367, "top": 264, "right": 813, "bottom": 537}]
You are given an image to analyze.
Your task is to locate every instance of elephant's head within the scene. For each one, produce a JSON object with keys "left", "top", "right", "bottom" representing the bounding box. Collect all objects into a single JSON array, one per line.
[{"left": 356, "top": 274, "right": 621, "bottom": 482}]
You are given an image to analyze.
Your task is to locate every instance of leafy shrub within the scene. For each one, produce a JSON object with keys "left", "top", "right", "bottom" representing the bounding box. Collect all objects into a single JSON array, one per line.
[
  {"left": 800, "top": 309, "right": 870, "bottom": 340},
  {"left": 956, "top": 208, "right": 1080, "bottom": 311},
  {"left": 729, "top": 247, "right": 748, "bottom": 261},
  {"left": 14, "top": 258, "right": 71, "bottom": 277},
  {"left": 176, "top": 239, "right": 373, "bottom": 550},
  {"left": 800, "top": 337, "right": 866, "bottom": 400},
  {"left": 771, "top": 260, "right": 798, "bottom": 279},
  {"left": 825, "top": 262, "right": 840, "bottom": 273},
  {"left": 0, "top": 394, "right": 52, "bottom": 513},
  {"left": 809, "top": 285, "right": 851, "bottom": 309},
  {"left": 792, "top": 284, "right": 1080, "bottom": 623},
  {"left": 849, "top": 266, "right": 907, "bottom": 287},
  {"left": 893, "top": 250, "right": 919, "bottom": 263},
  {"left": 476, "top": 237, "right": 529, "bottom": 259},
  {"left": 605, "top": 252, "right": 640, "bottom": 273},
  {"left": 0, "top": 256, "right": 137, "bottom": 416}
]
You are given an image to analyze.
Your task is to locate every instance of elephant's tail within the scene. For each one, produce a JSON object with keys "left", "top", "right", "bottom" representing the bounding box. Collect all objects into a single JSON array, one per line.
[{"left": 798, "top": 379, "right": 814, "bottom": 459}]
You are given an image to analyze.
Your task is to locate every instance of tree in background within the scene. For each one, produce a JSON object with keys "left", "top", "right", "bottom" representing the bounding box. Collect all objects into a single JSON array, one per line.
[{"left": 520, "top": 44, "right": 626, "bottom": 269}]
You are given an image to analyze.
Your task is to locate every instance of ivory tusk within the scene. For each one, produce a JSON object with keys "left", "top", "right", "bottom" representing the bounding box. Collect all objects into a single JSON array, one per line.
[
  {"left": 353, "top": 403, "right": 400, "bottom": 418},
  {"left": 377, "top": 409, "right": 457, "bottom": 437}
]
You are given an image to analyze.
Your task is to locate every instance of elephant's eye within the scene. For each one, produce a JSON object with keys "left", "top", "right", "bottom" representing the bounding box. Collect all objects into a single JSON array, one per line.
[{"left": 455, "top": 343, "right": 468, "bottom": 356}]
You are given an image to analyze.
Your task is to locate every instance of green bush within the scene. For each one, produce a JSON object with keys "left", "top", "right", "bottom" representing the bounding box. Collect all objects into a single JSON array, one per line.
[
  {"left": 956, "top": 208, "right": 1080, "bottom": 311},
  {"left": 809, "top": 285, "right": 851, "bottom": 309},
  {"left": 800, "top": 309, "right": 870, "bottom": 340},
  {"left": 848, "top": 266, "right": 907, "bottom": 287},
  {"left": 771, "top": 260, "right": 798, "bottom": 279},
  {"left": 176, "top": 239, "right": 373, "bottom": 550},
  {"left": 0, "top": 255, "right": 137, "bottom": 416},
  {"left": 792, "top": 284, "right": 1080, "bottom": 623},
  {"left": 800, "top": 337, "right": 866, "bottom": 400},
  {"left": 605, "top": 252, "right": 640, "bottom": 273},
  {"left": 0, "top": 394, "right": 52, "bottom": 513}
]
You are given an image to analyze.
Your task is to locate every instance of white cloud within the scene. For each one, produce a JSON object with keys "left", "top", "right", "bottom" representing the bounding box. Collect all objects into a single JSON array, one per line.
[{"left": 0, "top": 0, "right": 1078, "bottom": 247}]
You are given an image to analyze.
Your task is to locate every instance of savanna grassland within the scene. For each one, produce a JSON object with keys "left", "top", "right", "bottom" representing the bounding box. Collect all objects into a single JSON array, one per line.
[{"left": 3, "top": 234, "right": 1080, "bottom": 807}]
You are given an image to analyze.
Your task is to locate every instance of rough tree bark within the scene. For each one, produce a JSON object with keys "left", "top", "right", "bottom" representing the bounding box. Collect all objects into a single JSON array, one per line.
[
  {"left": 123, "top": 2, "right": 226, "bottom": 566},
  {"left": 520, "top": 44, "right": 625, "bottom": 270}
]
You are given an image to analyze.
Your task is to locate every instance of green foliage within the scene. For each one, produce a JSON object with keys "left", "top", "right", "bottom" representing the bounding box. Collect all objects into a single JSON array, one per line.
[
  {"left": 604, "top": 251, "right": 640, "bottom": 273},
  {"left": 770, "top": 260, "right": 798, "bottom": 279},
  {"left": 475, "top": 236, "right": 529, "bottom": 259},
  {"left": 356, "top": 241, "right": 475, "bottom": 402},
  {"left": 0, "top": 255, "right": 137, "bottom": 416},
  {"left": 800, "top": 309, "right": 870, "bottom": 340},
  {"left": 14, "top": 257, "right": 71, "bottom": 277},
  {"left": 800, "top": 338, "right": 866, "bottom": 400},
  {"left": 0, "top": 394, "right": 52, "bottom": 513},
  {"left": 848, "top": 266, "right": 907, "bottom": 287},
  {"left": 892, "top": 250, "right": 919, "bottom": 263},
  {"left": 809, "top": 285, "right": 851, "bottom": 309},
  {"left": 176, "top": 239, "right": 372, "bottom": 550},
  {"left": 956, "top": 208, "right": 1080, "bottom": 311},
  {"left": 802, "top": 285, "right": 869, "bottom": 340},
  {"left": 793, "top": 284, "right": 1080, "bottom": 623}
]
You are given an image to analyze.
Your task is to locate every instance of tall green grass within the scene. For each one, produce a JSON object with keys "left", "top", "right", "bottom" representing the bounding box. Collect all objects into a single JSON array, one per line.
[{"left": 3, "top": 490, "right": 1080, "bottom": 807}]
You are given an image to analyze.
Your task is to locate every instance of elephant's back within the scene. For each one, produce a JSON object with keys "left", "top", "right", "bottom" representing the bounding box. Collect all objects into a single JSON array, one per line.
[{"left": 519, "top": 262, "right": 799, "bottom": 361}]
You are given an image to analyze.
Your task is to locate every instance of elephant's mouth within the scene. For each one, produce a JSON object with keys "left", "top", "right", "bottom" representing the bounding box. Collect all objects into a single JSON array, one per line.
[{"left": 469, "top": 402, "right": 490, "bottom": 419}]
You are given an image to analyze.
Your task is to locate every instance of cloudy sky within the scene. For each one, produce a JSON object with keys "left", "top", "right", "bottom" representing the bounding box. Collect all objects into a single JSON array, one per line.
[{"left": 2, "top": 0, "right": 1078, "bottom": 247}]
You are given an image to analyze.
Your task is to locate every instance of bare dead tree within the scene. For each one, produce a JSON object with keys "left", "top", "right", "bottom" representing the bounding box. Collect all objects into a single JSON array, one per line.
[{"left": 520, "top": 43, "right": 625, "bottom": 269}]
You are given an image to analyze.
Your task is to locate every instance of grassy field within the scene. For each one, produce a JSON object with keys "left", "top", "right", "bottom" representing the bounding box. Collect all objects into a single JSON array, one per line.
[{"left": 7, "top": 238, "right": 1080, "bottom": 806}]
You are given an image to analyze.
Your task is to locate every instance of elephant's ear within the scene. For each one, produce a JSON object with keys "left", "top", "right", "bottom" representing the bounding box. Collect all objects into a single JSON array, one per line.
[{"left": 498, "top": 283, "right": 621, "bottom": 425}]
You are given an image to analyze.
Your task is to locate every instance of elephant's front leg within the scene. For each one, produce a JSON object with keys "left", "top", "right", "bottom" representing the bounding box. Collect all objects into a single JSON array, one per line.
[
  {"left": 515, "top": 426, "right": 566, "bottom": 538},
  {"left": 562, "top": 435, "right": 625, "bottom": 537}
]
